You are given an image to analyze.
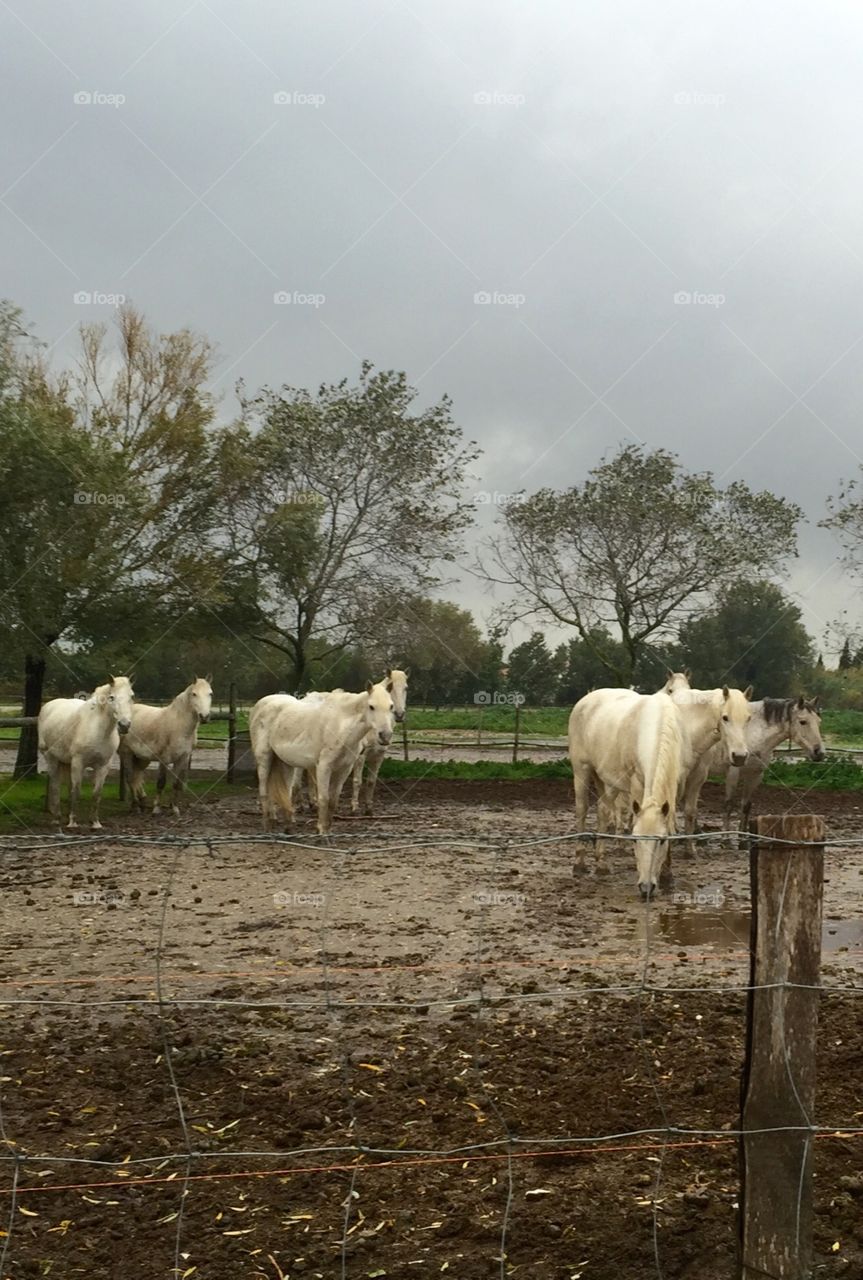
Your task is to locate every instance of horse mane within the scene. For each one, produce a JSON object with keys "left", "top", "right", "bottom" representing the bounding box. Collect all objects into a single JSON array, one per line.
[
  {"left": 646, "top": 695, "right": 681, "bottom": 805},
  {"left": 761, "top": 697, "right": 793, "bottom": 725}
]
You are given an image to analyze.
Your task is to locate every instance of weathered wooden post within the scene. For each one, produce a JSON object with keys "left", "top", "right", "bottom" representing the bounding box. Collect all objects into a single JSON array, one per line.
[
  {"left": 739, "top": 813, "right": 825, "bottom": 1280},
  {"left": 226, "top": 682, "right": 237, "bottom": 783},
  {"left": 402, "top": 716, "right": 409, "bottom": 762},
  {"left": 512, "top": 701, "right": 521, "bottom": 764}
]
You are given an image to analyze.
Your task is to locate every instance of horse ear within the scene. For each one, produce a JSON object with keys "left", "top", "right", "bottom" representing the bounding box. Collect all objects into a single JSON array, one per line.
[
  {"left": 631, "top": 799, "right": 640, "bottom": 816},
  {"left": 743, "top": 685, "right": 753, "bottom": 700},
  {"left": 386, "top": 680, "right": 394, "bottom": 692},
  {"left": 797, "top": 694, "right": 806, "bottom": 709},
  {"left": 665, "top": 668, "right": 674, "bottom": 680},
  {"left": 386, "top": 667, "right": 392, "bottom": 678},
  {"left": 205, "top": 672, "right": 212, "bottom": 684},
  {"left": 722, "top": 685, "right": 730, "bottom": 700},
  {"left": 366, "top": 680, "right": 374, "bottom": 694},
  {"left": 109, "top": 674, "right": 116, "bottom": 685},
  {"left": 684, "top": 668, "right": 691, "bottom": 680}
]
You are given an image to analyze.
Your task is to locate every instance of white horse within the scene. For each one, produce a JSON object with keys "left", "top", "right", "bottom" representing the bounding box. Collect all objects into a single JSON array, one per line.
[
  {"left": 120, "top": 677, "right": 213, "bottom": 815},
  {"left": 665, "top": 674, "right": 824, "bottom": 844},
  {"left": 661, "top": 672, "right": 753, "bottom": 854},
  {"left": 250, "top": 683, "right": 394, "bottom": 835},
  {"left": 568, "top": 688, "right": 683, "bottom": 897},
  {"left": 38, "top": 676, "right": 135, "bottom": 830}
]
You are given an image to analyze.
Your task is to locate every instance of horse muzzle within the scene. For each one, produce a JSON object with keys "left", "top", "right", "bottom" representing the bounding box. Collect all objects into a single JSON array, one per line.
[
  {"left": 200, "top": 714, "right": 211, "bottom": 723},
  {"left": 378, "top": 731, "right": 393, "bottom": 746},
  {"left": 638, "top": 881, "right": 657, "bottom": 900},
  {"left": 118, "top": 720, "right": 131, "bottom": 735},
  {"left": 394, "top": 712, "right": 405, "bottom": 723},
  {"left": 730, "top": 751, "right": 748, "bottom": 767},
  {"left": 811, "top": 747, "right": 826, "bottom": 762}
]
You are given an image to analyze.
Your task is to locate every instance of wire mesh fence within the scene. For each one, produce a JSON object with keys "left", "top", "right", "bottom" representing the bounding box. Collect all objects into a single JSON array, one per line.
[{"left": 0, "top": 823, "right": 860, "bottom": 1278}]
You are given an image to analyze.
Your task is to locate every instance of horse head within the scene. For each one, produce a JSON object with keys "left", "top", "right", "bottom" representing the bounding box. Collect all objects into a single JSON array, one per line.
[
  {"left": 106, "top": 674, "right": 135, "bottom": 735},
  {"left": 385, "top": 668, "right": 409, "bottom": 723},
  {"left": 190, "top": 676, "right": 213, "bottom": 723},
  {"left": 791, "top": 695, "right": 825, "bottom": 762},
  {"left": 631, "top": 797, "right": 672, "bottom": 898},
  {"left": 366, "top": 680, "right": 394, "bottom": 747},
  {"left": 718, "top": 685, "right": 752, "bottom": 767}
]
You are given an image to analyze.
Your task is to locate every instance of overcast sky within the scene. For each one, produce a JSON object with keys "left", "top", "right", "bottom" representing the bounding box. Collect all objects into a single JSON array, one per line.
[{"left": 4, "top": 0, "right": 863, "bottom": 659}]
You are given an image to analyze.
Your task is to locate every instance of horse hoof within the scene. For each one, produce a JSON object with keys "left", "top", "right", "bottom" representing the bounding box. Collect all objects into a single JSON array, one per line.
[
  {"left": 171, "top": 806, "right": 180, "bottom": 817},
  {"left": 90, "top": 821, "right": 103, "bottom": 831}
]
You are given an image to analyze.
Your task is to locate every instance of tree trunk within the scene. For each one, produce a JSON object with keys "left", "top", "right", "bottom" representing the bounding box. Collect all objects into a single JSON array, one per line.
[
  {"left": 292, "top": 643, "right": 307, "bottom": 694},
  {"left": 14, "top": 652, "right": 46, "bottom": 779}
]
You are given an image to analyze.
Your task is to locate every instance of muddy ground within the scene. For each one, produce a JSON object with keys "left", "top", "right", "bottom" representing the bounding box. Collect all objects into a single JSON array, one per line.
[{"left": 0, "top": 778, "right": 861, "bottom": 1279}]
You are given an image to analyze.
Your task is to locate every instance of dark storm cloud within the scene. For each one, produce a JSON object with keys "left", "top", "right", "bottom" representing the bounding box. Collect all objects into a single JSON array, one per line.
[{"left": 3, "top": 0, "right": 863, "bottom": 650}]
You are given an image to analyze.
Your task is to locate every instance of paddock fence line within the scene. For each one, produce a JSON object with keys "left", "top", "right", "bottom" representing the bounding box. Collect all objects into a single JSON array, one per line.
[{"left": 0, "top": 819, "right": 859, "bottom": 1278}]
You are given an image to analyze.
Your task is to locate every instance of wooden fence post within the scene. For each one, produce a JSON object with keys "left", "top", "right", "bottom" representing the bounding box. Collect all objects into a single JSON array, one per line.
[
  {"left": 402, "top": 717, "right": 409, "bottom": 762},
  {"left": 512, "top": 701, "right": 521, "bottom": 764},
  {"left": 226, "top": 682, "right": 237, "bottom": 783},
  {"left": 739, "top": 813, "right": 825, "bottom": 1280}
]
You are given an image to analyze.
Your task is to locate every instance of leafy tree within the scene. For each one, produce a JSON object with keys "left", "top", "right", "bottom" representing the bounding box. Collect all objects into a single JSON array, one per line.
[
  {"left": 220, "top": 363, "right": 479, "bottom": 690},
  {"left": 359, "top": 596, "right": 488, "bottom": 705},
  {"left": 480, "top": 445, "right": 801, "bottom": 685},
  {"left": 0, "top": 304, "right": 223, "bottom": 775},
  {"left": 677, "top": 580, "right": 814, "bottom": 695},
  {"left": 505, "top": 631, "right": 560, "bottom": 704}
]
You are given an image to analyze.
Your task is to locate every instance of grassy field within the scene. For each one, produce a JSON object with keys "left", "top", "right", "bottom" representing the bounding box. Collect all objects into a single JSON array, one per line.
[
  {"left": 0, "top": 777, "right": 247, "bottom": 834},
  {"left": 6, "top": 702, "right": 857, "bottom": 741},
  {"left": 1, "top": 750, "right": 861, "bottom": 831}
]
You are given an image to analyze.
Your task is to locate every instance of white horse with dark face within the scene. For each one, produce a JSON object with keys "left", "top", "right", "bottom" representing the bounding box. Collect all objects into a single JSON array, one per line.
[
  {"left": 250, "top": 683, "right": 394, "bottom": 835},
  {"left": 568, "top": 688, "right": 683, "bottom": 898},
  {"left": 38, "top": 676, "right": 135, "bottom": 830},
  {"left": 120, "top": 677, "right": 213, "bottom": 815},
  {"left": 664, "top": 673, "right": 824, "bottom": 845}
]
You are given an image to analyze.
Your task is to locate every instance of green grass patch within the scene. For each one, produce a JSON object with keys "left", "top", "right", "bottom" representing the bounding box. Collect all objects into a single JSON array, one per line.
[
  {"left": 763, "top": 755, "right": 863, "bottom": 791},
  {"left": 379, "top": 757, "right": 572, "bottom": 781},
  {"left": 0, "top": 775, "right": 247, "bottom": 834}
]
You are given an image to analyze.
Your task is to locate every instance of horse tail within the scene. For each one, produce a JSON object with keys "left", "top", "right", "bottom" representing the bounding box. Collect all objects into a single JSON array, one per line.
[{"left": 266, "top": 753, "right": 295, "bottom": 818}]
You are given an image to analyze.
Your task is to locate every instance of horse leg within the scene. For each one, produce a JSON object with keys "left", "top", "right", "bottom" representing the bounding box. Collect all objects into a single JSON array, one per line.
[
  {"left": 90, "top": 762, "right": 111, "bottom": 830},
  {"left": 127, "top": 755, "right": 147, "bottom": 812},
  {"left": 330, "top": 758, "right": 355, "bottom": 820},
  {"left": 682, "top": 760, "right": 708, "bottom": 859},
  {"left": 738, "top": 766, "right": 762, "bottom": 850},
  {"left": 723, "top": 767, "right": 739, "bottom": 845},
  {"left": 170, "top": 755, "right": 189, "bottom": 816},
  {"left": 46, "top": 759, "right": 61, "bottom": 828},
  {"left": 67, "top": 758, "right": 84, "bottom": 829},
  {"left": 305, "top": 767, "right": 318, "bottom": 814},
  {"left": 350, "top": 755, "right": 364, "bottom": 815},
  {"left": 362, "top": 750, "right": 384, "bottom": 816},
  {"left": 315, "top": 758, "right": 334, "bottom": 836},
  {"left": 571, "top": 764, "right": 591, "bottom": 874}
]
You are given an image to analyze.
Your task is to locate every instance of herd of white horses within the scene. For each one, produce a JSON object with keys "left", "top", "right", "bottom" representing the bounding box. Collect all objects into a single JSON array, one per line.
[
  {"left": 570, "top": 674, "right": 824, "bottom": 896},
  {"left": 35, "top": 667, "right": 824, "bottom": 898}
]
